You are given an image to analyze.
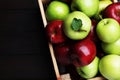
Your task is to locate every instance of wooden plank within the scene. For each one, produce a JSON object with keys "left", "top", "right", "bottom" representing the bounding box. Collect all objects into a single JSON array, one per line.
[{"left": 38, "top": 0, "right": 61, "bottom": 80}]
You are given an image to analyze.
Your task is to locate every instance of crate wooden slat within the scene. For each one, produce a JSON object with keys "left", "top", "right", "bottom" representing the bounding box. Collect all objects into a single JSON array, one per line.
[{"left": 38, "top": 0, "right": 62, "bottom": 80}]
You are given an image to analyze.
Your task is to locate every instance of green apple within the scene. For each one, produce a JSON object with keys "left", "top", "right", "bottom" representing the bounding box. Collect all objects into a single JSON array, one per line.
[
  {"left": 99, "top": 54, "right": 120, "bottom": 80},
  {"left": 45, "top": 1, "right": 70, "bottom": 21},
  {"left": 99, "top": 0, "right": 112, "bottom": 13},
  {"left": 94, "top": 0, "right": 112, "bottom": 20},
  {"left": 63, "top": 11, "right": 91, "bottom": 40},
  {"left": 71, "top": 0, "right": 99, "bottom": 17},
  {"left": 101, "top": 38, "right": 120, "bottom": 55},
  {"left": 96, "top": 18, "right": 120, "bottom": 43},
  {"left": 76, "top": 57, "right": 99, "bottom": 79}
]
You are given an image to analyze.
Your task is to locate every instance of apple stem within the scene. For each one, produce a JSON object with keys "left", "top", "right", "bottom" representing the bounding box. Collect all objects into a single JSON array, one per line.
[
  {"left": 80, "top": 30, "right": 87, "bottom": 32},
  {"left": 104, "top": 20, "right": 109, "bottom": 25}
]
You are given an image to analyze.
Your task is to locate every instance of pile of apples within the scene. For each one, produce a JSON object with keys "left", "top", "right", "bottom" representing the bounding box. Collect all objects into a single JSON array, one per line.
[{"left": 43, "top": 0, "right": 120, "bottom": 79}]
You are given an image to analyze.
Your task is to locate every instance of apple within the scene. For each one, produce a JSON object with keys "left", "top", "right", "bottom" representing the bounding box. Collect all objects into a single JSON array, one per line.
[
  {"left": 96, "top": 18, "right": 120, "bottom": 43},
  {"left": 96, "top": 43, "right": 105, "bottom": 59},
  {"left": 45, "top": 20, "right": 67, "bottom": 44},
  {"left": 102, "top": 2, "right": 120, "bottom": 24},
  {"left": 76, "top": 56, "right": 99, "bottom": 79},
  {"left": 71, "top": 0, "right": 99, "bottom": 17},
  {"left": 99, "top": 0, "right": 112, "bottom": 13},
  {"left": 45, "top": 1, "right": 70, "bottom": 21},
  {"left": 53, "top": 43, "right": 71, "bottom": 65},
  {"left": 101, "top": 38, "right": 120, "bottom": 55},
  {"left": 86, "top": 19, "right": 99, "bottom": 43},
  {"left": 63, "top": 11, "right": 91, "bottom": 40},
  {"left": 94, "top": 0, "right": 112, "bottom": 21},
  {"left": 99, "top": 54, "right": 120, "bottom": 80},
  {"left": 70, "top": 39, "right": 96, "bottom": 67}
]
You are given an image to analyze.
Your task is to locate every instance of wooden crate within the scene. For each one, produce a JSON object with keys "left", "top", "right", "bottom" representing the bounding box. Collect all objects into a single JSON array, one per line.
[{"left": 38, "top": 0, "right": 118, "bottom": 80}]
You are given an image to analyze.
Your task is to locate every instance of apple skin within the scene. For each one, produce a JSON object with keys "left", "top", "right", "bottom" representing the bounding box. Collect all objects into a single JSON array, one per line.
[
  {"left": 71, "top": 0, "right": 99, "bottom": 17},
  {"left": 63, "top": 11, "right": 91, "bottom": 40},
  {"left": 99, "top": 54, "right": 120, "bottom": 80},
  {"left": 45, "top": 1, "right": 70, "bottom": 21},
  {"left": 45, "top": 20, "right": 67, "bottom": 44},
  {"left": 101, "top": 38, "right": 120, "bottom": 55},
  {"left": 96, "top": 43, "right": 105, "bottom": 58},
  {"left": 53, "top": 43, "right": 71, "bottom": 65},
  {"left": 86, "top": 19, "right": 99, "bottom": 43},
  {"left": 99, "top": 0, "right": 112, "bottom": 13},
  {"left": 102, "top": 2, "right": 120, "bottom": 24},
  {"left": 76, "top": 56, "right": 99, "bottom": 79},
  {"left": 94, "top": 0, "right": 112, "bottom": 20},
  {"left": 96, "top": 18, "right": 120, "bottom": 43},
  {"left": 70, "top": 39, "right": 96, "bottom": 67}
]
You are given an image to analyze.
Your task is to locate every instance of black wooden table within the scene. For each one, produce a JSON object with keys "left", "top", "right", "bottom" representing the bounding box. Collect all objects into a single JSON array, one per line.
[{"left": 0, "top": 0, "right": 56, "bottom": 79}]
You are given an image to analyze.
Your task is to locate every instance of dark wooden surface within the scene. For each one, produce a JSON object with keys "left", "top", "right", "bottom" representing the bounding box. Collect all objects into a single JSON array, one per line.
[{"left": 0, "top": 0, "right": 56, "bottom": 79}]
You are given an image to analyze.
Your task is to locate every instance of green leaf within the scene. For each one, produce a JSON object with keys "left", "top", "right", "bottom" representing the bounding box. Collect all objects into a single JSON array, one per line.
[{"left": 71, "top": 18, "right": 82, "bottom": 31}]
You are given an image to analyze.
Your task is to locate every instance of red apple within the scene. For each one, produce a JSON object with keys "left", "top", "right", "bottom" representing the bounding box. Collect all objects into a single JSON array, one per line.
[
  {"left": 102, "top": 2, "right": 120, "bottom": 24},
  {"left": 96, "top": 42, "right": 105, "bottom": 59},
  {"left": 53, "top": 43, "right": 71, "bottom": 65},
  {"left": 70, "top": 39, "right": 96, "bottom": 67},
  {"left": 45, "top": 20, "right": 67, "bottom": 44},
  {"left": 86, "top": 19, "right": 99, "bottom": 43}
]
